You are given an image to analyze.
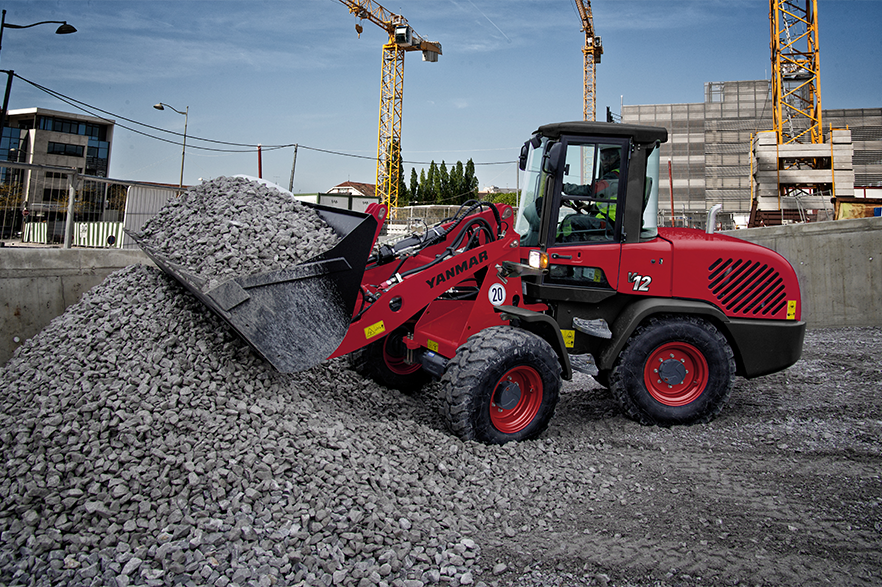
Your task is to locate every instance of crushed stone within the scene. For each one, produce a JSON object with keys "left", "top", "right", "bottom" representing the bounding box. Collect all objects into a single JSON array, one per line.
[{"left": 135, "top": 176, "right": 339, "bottom": 291}]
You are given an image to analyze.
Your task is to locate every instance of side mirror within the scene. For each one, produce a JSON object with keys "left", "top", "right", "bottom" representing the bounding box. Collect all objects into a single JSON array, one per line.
[
  {"left": 542, "top": 142, "right": 563, "bottom": 175},
  {"left": 519, "top": 133, "right": 543, "bottom": 171}
]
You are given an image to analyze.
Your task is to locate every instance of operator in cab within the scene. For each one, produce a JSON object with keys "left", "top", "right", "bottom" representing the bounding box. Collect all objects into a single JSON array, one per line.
[{"left": 562, "top": 146, "right": 621, "bottom": 225}]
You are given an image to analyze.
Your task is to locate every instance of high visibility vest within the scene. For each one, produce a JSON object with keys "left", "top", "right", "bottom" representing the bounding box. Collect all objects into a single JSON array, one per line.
[{"left": 594, "top": 169, "right": 619, "bottom": 221}]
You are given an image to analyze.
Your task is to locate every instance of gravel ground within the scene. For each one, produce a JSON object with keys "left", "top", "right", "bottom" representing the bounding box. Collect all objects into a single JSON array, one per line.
[
  {"left": 1, "top": 264, "right": 880, "bottom": 587},
  {"left": 1, "top": 181, "right": 880, "bottom": 586}
]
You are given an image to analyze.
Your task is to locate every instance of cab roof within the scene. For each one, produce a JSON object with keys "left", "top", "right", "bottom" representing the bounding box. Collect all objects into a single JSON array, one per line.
[{"left": 537, "top": 121, "right": 668, "bottom": 145}]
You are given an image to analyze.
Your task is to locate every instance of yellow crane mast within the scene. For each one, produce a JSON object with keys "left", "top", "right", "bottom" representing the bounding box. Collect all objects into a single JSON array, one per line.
[
  {"left": 770, "top": 0, "right": 822, "bottom": 144},
  {"left": 574, "top": 0, "right": 602, "bottom": 121},
  {"left": 335, "top": 0, "right": 442, "bottom": 216}
]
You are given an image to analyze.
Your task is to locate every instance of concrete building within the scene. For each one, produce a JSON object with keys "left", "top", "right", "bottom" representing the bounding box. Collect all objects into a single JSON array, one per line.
[
  {"left": 621, "top": 80, "right": 882, "bottom": 227},
  {"left": 1, "top": 107, "right": 115, "bottom": 217}
]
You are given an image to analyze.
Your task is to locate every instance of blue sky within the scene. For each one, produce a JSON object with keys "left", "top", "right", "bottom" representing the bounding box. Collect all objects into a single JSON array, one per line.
[{"left": 4, "top": 0, "right": 881, "bottom": 193}]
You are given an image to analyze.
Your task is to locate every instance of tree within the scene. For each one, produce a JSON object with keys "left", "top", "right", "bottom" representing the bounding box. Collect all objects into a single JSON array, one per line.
[
  {"left": 486, "top": 191, "right": 518, "bottom": 206},
  {"left": 436, "top": 161, "right": 449, "bottom": 202},
  {"left": 425, "top": 161, "right": 438, "bottom": 204},
  {"left": 404, "top": 158, "right": 482, "bottom": 206},
  {"left": 397, "top": 148, "right": 408, "bottom": 207},
  {"left": 419, "top": 169, "right": 428, "bottom": 204},
  {"left": 449, "top": 161, "right": 465, "bottom": 203},
  {"left": 409, "top": 169, "right": 419, "bottom": 205},
  {"left": 463, "top": 159, "right": 479, "bottom": 200}
]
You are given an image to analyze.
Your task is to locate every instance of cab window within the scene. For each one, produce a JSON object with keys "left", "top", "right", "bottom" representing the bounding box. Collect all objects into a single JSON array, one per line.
[{"left": 555, "top": 142, "right": 624, "bottom": 244}]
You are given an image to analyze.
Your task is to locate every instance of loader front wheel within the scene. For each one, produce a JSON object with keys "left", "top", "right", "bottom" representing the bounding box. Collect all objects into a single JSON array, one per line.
[
  {"left": 441, "top": 326, "right": 561, "bottom": 444},
  {"left": 610, "top": 315, "right": 735, "bottom": 426}
]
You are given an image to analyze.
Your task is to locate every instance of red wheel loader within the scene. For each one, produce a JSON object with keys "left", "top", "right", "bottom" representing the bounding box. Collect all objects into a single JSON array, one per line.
[{"left": 136, "top": 122, "right": 806, "bottom": 444}]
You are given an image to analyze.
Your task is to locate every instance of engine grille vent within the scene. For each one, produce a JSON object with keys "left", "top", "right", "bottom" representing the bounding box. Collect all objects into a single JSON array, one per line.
[{"left": 708, "top": 258, "right": 787, "bottom": 317}]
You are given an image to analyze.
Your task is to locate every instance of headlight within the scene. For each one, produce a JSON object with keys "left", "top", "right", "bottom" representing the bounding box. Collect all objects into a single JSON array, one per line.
[{"left": 528, "top": 250, "right": 548, "bottom": 270}]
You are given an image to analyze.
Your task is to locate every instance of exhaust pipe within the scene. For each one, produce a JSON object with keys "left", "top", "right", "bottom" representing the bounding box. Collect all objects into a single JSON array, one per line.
[{"left": 706, "top": 203, "right": 722, "bottom": 234}]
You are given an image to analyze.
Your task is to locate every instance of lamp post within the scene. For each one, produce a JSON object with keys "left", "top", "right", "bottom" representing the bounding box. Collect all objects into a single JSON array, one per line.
[
  {"left": 0, "top": 9, "right": 77, "bottom": 60},
  {"left": 154, "top": 103, "right": 188, "bottom": 189},
  {"left": 0, "top": 9, "right": 76, "bottom": 247},
  {"left": 0, "top": 9, "right": 77, "bottom": 132}
]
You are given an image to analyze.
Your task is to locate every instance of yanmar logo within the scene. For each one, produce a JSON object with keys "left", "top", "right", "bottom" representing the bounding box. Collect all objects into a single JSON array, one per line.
[{"left": 425, "top": 251, "right": 489, "bottom": 288}]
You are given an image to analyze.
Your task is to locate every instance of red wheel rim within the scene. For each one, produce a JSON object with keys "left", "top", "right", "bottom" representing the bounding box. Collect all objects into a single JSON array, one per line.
[
  {"left": 644, "top": 342, "right": 709, "bottom": 406},
  {"left": 489, "top": 366, "right": 543, "bottom": 434},
  {"left": 383, "top": 336, "right": 421, "bottom": 375}
]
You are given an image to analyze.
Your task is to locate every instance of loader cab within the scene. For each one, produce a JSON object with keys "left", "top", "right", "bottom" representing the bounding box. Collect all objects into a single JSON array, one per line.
[
  {"left": 515, "top": 122, "right": 665, "bottom": 249},
  {"left": 514, "top": 122, "right": 666, "bottom": 293}
]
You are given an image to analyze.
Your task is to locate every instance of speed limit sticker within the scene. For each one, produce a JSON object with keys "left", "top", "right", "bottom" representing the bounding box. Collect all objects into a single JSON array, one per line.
[{"left": 488, "top": 283, "right": 506, "bottom": 306}]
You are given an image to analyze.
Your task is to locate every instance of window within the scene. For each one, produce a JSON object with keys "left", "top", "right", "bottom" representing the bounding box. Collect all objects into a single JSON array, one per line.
[
  {"left": 47, "top": 142, "right": 85, "bottom": 157},
  {"left": 1, "top": 127, "right": 20, "bottom": 161},
  {"left": 555, "top": 142, "right": 624, "bottom": 244},
  {"left": 37, "top": 116, "right": 107, "bottom": 140},
  {"left": 42, "top": 188, "right": 67, "bottom": 202},
  {"left": 706, "top": 82, "right": 724, "bottom": 103},
  {"left": 87, "top": 139, "right": 109, "bottom": 160}
]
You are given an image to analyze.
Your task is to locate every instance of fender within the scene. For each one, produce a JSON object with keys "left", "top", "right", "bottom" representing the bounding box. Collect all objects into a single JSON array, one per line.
[
  {"left": 495, "top": 305, "right": 573, "bottom": 380},
  {"left": 597, "top": 297, "right": 730, "bottom": 372}
]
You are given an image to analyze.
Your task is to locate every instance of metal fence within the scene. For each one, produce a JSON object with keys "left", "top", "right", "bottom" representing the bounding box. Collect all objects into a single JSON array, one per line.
[
  {"left": 1, "top": 163, "right": 745, "bottom": 248},
  {"left": 0, "top": 161, "right": 179, "bottom": 248}
]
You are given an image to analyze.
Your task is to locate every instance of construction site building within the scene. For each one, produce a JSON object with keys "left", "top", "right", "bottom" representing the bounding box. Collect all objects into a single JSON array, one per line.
[{"left": 621, "top": 80, "right": 882, "bottom": 228}]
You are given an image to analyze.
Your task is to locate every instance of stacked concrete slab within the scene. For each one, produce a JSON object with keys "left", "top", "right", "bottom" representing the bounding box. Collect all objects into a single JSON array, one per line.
[{"left": 751, "top": 129, "right": 854, "bottom": 217}]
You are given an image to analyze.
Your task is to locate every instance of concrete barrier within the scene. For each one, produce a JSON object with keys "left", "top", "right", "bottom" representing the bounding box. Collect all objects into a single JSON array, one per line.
[
  {"left": 722, "top": 216, "right": 882, "bottom": 329},
  {"left": 0, "top": 248, "right": 152, "bottom": 365},
  {"left": 1, "top": 216, "right": 879, "bottom": 365}
]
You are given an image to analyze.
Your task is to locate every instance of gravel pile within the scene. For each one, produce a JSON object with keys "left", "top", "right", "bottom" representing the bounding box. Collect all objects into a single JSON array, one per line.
[
  {"left": 135, "top": 177, "right": 339, "bottom": 290},
  {"left": 2, "top": 173, "right": 879, "bottom": 586},
  {"left": 0, "top": 265, "right": 489, "bottom": 587}
]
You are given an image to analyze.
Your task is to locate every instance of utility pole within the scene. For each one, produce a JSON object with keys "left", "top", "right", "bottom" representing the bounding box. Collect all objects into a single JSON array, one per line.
[{"left": 288, "top": 144, "right": 298, "bottom": 192}]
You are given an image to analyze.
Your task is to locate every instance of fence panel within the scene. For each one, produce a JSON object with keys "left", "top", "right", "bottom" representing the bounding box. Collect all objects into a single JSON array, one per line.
[{"left": 1, "top": 161, "right": 178, "bottom": 248}]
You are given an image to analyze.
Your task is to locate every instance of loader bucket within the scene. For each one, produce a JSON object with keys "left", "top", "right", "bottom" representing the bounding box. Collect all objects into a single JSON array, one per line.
[{"left": 131, "top": 203, "right": 378, "bottom": 373}]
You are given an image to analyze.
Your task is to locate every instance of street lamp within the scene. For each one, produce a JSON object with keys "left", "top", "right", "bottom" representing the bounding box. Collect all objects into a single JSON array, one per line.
[
  {"left": 0, "top": 9, "right": 76, "bottom": 247},
  {"left": 154, "top": 103, "right": 188, "bottom": 189},
  {"left": 0, "top": 9, "right": 77, "bottom": 131},
  {"left": 0, "top": 9, "right": 77, "bottom": 63}
]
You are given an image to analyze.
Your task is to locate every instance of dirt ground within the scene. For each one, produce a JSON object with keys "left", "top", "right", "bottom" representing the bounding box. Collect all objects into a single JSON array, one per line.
[{"left": 475, "top": 326, "right": 882, "bottom": 587}]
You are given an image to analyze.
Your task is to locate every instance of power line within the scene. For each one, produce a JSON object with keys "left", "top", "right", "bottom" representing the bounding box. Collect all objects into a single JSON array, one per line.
[
  {"left": 16, "top": 74, "right": 285, "bottom": 153},
  {"left": 14, "top": 73, "right": 516, "bottom": 165}
]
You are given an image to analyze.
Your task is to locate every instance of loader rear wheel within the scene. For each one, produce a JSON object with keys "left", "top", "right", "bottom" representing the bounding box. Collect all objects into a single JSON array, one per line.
[
  {"left": 441, "top": 326, "right": 561, "bottom": 444},
  {"left": 610, "top": 315, "right": 735, "bottom": 426},
  {"left": 348, "top": 326, "right": 430, "bottom": 393}
]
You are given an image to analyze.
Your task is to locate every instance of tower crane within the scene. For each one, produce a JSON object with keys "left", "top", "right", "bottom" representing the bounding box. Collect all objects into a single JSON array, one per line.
[
  {"left": 574, "top": 0, "right": 602, "bottom": 121},
  {"left": 770, "top": 0, "right": 822, "bottom": 145},
  {"left": 750, "top": 0, "right": 832, "bottom": 227},
  {"left": 335, "top": 0, "right": 442, "bottom": 216}
]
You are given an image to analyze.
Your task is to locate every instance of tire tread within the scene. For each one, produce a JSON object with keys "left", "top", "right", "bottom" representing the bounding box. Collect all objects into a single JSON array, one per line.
[
  {"left": 610, "top": 315, "right": 735, "bottom": 426},
  {"left": 441, "top": 326, "right": 561, "bottom": 442}
]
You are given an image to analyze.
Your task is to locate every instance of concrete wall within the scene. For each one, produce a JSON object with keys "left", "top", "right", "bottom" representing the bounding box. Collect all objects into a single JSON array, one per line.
[
  {"left": 0, "top": 248, "right": 151, "bottom": 365},
  {"left": 1, "top": 216, "right": 880, "bottom": 365},
  {"left": 722, "top": 216, "right": 882, "bottom": 329}
]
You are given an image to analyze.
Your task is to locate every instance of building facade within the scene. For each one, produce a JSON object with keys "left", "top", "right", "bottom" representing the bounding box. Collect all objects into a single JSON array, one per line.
[
  {"left": 2, "top": 107, "right": 114, "bottom": 217},
  {"left": 621, "top": 80, "right": 882, "bottom": 227}
]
